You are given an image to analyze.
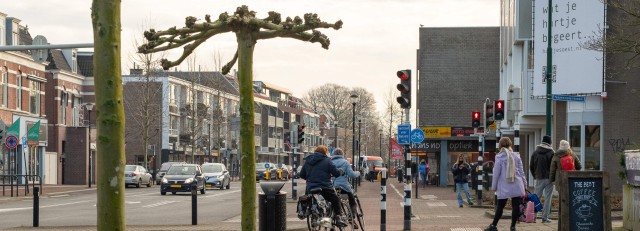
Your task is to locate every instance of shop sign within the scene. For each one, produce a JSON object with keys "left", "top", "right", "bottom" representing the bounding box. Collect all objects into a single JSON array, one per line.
[
  {"left": 411, "top": 140, "right": 441, "bottom": 152},
  {"left": 421, "top": 127, "right": 451, "bottom": 138},
  {"left": 451, "top": 127, "right": 484, "bottom": 136},
  {"left": 625, "top": 150, "right": 640, "bottom": 186}
]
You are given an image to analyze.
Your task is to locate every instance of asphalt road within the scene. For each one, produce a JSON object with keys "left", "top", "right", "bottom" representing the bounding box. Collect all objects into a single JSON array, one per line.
[{"left": 0, "top": 182, "right": 259, "bottom": 229}]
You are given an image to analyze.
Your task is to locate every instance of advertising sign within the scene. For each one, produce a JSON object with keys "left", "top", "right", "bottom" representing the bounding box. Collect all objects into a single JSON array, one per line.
[
  {"left": 390, "top": 138, "right": 404, "bottom": 160},
  {"left": 625, "top": 150, "right": 640, "bottom": 186},
  {"left": 420, "top": 126, "right": 451, "bottom": 138},
  {"left": 533, "top": 0, "right": 605, "bottom": 96}
]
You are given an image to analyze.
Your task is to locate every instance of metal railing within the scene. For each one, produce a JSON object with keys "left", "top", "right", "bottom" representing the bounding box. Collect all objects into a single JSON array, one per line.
[{"left": 1, "top": 175, "right": 43, "bottom": 197}]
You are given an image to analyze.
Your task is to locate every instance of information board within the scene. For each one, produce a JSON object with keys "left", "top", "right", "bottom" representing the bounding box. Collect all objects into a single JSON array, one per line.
[{"left": 568, "top": 177, "right": 603, "bottom": 230}]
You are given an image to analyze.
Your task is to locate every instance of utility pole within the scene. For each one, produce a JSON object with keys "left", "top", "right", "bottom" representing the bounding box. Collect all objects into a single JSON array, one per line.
[{"left": 545, "top": 0, "right": 553, "bottom": 137}]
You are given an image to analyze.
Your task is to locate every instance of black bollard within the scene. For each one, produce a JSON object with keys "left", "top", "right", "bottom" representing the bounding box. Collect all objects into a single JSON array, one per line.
[
  {"left": 191, "top": 184, "right": 197, "bottom": 225},
  {"left": 33, "top": 187, "right": 39, "bottom": 227},
  {"left": 380, "top": 169, "right": 386, "bottom": 231}
]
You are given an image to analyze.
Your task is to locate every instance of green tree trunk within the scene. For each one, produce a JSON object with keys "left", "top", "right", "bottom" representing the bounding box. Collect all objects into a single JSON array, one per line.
[
  {"left": 237, "top": 35, "right": 257, "bottom": 231},
  {"left": 91, "top": 1, "right": 126, "bottom": 230}
]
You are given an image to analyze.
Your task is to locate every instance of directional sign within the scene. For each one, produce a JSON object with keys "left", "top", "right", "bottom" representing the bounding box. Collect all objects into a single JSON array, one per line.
[
  {"left": 264, "top": 163, "right": 270, "bottom": 169},
  {"left": 552, "top": 94, "right": 585, "bottom": 102},
  {"left": 410, "top": 128, "right": 425, "bottom": 143},
  {"left": 397, "top": 124, "right": 411, "bottom": 145},
  {"left": 5, "top": 135, "right": 18, "bottom": 149}
]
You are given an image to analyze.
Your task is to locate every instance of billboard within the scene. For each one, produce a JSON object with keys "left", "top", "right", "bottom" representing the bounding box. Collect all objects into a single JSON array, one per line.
[{"left": 533, "top": 0, "right": 605, "bottom": 96}]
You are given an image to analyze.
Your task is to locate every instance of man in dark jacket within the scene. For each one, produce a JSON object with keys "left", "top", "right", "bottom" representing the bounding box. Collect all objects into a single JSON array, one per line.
[
  {"left": 299, "top": 145, "right": 346, "bottom": 227},
  {"left": 452, "top": 154, "right": 474, "bottom": 208},
  {"left": 530, "top": 135, "right": 554, "bottom": 223}
]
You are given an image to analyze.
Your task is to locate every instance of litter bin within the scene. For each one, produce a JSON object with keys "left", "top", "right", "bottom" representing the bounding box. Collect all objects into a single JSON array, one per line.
[{"left": 258, "top": 182, "right": 286, "bottom": 231}]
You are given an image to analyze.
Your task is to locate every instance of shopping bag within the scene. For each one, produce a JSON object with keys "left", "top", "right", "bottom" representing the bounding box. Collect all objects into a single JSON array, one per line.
[
  {"left": 526, "top": 192, "right": 543, "bottom": 213},
  {"left": 524, "top": 201, "right": 536, "bottom": 223}
]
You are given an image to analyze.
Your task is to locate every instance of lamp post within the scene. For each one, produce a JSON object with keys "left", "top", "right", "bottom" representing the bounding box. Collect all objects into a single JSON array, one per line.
[
  {"left": 379, "top": 129, "right": 383, "bottom": 158},
  {"left": 334, "top": 123, "right": 338, "bottom": 148},
  {"left": 349, "top": 94, "right": 358, "bottom": 190},
  {"left": 85, "top": 103, "right": 94, "bottom": 188}
]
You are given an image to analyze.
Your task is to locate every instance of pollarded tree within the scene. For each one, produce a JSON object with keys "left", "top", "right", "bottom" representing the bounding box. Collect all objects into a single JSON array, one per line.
[{"left": 138, "top": 6, "right": 342, "bottom": 230}]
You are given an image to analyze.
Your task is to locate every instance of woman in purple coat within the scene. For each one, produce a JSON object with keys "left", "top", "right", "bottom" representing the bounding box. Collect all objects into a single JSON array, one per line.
[{"left": 484, "top": 137, "right": 527, "bottom": 231}]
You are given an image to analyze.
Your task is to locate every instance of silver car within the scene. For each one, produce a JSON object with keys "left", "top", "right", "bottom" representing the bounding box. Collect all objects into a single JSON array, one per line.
[
  {"left": 202, "top": 163, "right": 231, "bottom": 190},
  {"left": 125, "top": 165, "right": 153, "bottom": 188}
]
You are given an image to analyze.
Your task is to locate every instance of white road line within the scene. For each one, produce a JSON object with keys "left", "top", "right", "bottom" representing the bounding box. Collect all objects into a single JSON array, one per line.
[
  {"left": 0, "top": 200, "right": 92, "bottom": 213},
  {"left": 389, "top": 183, "right": 404, "bottom": 198},
  {"left": 142, "top": 200, "right": 177, "bottom": 208},
  {"left": 49, "top": 194, "right": 69, "bottom": 198},
  {"left": 202, "top": 189, "right": 241, "bottom": 199}
]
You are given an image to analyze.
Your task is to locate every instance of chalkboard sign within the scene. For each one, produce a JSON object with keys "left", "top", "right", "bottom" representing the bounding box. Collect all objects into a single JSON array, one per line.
[
  {"left": 568, "top": 177, "right": 603, "bottom": 230},
  {"left": 559, "top": 171, "right": 612, "bottom": 231}
]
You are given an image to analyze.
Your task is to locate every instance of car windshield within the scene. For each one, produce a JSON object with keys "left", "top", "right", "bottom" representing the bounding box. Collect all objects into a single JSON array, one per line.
[
  {"left": 125, "top": 166, "right": 137, "bottom": 171},
  {"left": 160, "top": 163, "right": 175, "bottom": 171},
  {"left": 367, "top": 160, "right": 384, "bottom": 167},
  {"left": 166, "top": 166, "right": 196, "bottom": 175},
  {"left": 202, "top": 165, "right": 223, "bottom": 173},
  {"left": 256, "top": 163, "right": 268, "bottom": 170}
]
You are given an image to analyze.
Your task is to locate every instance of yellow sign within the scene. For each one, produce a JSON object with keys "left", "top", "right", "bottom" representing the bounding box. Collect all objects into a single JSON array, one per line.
[{"left": 420, "top": 127, "right": 451, "bottom": 138}]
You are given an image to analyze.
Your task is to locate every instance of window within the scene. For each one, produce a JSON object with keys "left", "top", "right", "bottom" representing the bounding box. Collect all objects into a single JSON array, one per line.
[
  {"left": 29, "top": 81, "right": 40, "bottom": 114},
  {"left": 569, "top": 126, "right": 581, "bottom": 157},
  {"left": 169, "top": 84, "right": 177, "bottom": 105},
  {"left": 1, "top": 67, "right": 7, "bottom": 107},
  {"left": 584, "top": 125, "right": 601, "bottom": 170},
  {"left": 16, "top": 72, "right": 21, "bottom": 110},
  {"left": 60, "top": 92, "right": 67, "bottom": 125}
]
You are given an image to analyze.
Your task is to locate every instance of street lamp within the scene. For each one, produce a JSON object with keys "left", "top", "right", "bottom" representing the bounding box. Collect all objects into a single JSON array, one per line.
[
  {"left": 350, "top": 94, "right": 358, "bottom": 189},
  {"left": 379, "top": 129, "right": 383, "bottom": 158},
  {"left": 334, "top": 123, "right": 338, "bottom": 148},
  {"left": 84, "top": 103, "right": 94, "bottom": 188}
]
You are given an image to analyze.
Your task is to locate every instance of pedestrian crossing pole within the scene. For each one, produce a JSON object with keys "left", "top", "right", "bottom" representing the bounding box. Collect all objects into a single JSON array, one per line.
[
  {"left": 476, "top": 132, "right": 484, "bottom": 207},
  {"left": 403, "top": 108, "right": 411, "bottom": 230},
  {"left": 381, "top": 169, "right": 387, "bottom": 231}
]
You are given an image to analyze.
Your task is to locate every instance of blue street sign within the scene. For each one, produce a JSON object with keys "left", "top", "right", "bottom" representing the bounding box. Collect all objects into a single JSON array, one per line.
[
  {"left": 397, "top": 124, "right": 411, "bottom": 145},
  {"left": 552, "top": 94, "right": 585, "bottom": 102},
  {"left": 265, "top": 163, "right": 270, "bottom": 169},
  {"left": 410, "top": 128, "right": 425, "bottom": 143}
]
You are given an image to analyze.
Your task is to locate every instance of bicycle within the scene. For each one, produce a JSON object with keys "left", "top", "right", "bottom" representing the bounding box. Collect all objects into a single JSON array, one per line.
[
  {"left": 335, "top": 188, "right": 365, "bottom": 231},
  {"left": 298, "top": 187, "right": 346, "bottom": 231}
]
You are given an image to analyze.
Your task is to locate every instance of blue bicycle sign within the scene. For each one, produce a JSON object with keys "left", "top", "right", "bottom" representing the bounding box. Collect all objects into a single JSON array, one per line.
[{"left": 410, "top": 128, "right": 425, "bottom": 143}]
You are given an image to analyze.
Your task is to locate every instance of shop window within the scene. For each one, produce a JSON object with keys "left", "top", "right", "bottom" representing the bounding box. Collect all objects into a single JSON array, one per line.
[
  {"left": 569, "top": 125, "right": 581, "bottom": 159},
  {"left": 584, "top": 125, "right": 601, "bottom": 170}
]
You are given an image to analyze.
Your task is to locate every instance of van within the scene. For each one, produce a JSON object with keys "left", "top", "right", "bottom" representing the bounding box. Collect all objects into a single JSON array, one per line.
[{"left": 358, "top": 156, "right": 387, "bottom": 180}]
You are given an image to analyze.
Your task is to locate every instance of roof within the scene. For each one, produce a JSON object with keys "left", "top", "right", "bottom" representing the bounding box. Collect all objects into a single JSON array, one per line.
[
  {"left": 77, "top": 53, "right": 93, "bottom": 77},
  {"left": 45, "top": 50, "right": 72, "bottom": 72},
  {"left": 167, "top": 71, "right": 239, "bottom": 95},
  {"left": 17, "top": 27, "right": 32, "bottom": 55},
  {"left": 261, "top": 81, "right": 291, "bottom": 94}
]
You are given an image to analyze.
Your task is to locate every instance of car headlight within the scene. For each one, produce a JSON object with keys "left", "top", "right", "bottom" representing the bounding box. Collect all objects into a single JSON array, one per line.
[
  {"left": 184, "top": 178, "right": 194, "bottom": 184},
  {"left": 161, "top": 178, "right": 168, "bottom": 184}
]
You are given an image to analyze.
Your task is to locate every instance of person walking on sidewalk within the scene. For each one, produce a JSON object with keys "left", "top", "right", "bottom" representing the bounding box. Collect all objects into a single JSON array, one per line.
[
  {"left": 530, "top": 135, "right": 555, "bottom": 223},
  {"left": 452, "top": 154, "right": 474, "bottom": 208},
  {"left": 550, "top": 140, "right": 582, "bottom": 184},
  {"left": 418, "top": 159, "right": 429, "bottom": 189},
  {"left": 411, "top": 161, "right": 418, "bottom": 183},
  {"left": 485, "top": 137, "right": 527, "bottom": 231}
]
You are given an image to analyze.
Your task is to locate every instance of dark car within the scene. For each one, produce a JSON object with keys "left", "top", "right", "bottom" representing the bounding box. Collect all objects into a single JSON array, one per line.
[
  {"left": 202, "top": 163, "right": 230, "bottom": 190},
  {"left": 156, "top": 161, "right": 185, "bottom": 184},
  {"left": 160, "top": 164, "right": 205, "bottom": 195},
  {"left": 255, "top": 162, "right": 277, "bottom": 181}
]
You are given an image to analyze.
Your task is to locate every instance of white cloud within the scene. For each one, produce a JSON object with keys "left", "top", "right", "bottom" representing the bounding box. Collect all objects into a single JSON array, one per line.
[{"left": 1, "top": 0, "right": 499, "bottom": 114}]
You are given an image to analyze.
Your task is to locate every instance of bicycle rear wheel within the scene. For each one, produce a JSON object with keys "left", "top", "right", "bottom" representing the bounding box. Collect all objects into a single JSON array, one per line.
[{"left": 354, "top": 195, "right": 366, "bottom": 231}]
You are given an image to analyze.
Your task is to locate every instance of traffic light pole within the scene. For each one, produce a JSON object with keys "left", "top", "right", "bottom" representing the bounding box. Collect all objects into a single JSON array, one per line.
[
  {"left": 476, "top": 131, "right": 484, "bottom": 207},
  {"left": 403, "top": 108, "right": 411, "bottom": 231}
]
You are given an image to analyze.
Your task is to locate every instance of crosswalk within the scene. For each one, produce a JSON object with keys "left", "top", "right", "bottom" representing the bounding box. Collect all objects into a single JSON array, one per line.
[{"left": 142, "top": 200, "right": 177, "bottom": 208}]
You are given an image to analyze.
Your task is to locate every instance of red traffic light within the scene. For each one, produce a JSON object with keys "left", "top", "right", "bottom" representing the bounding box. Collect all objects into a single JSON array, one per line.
[
  {"left": 495, "top": 100, "right": 503, "bottom": 110},
  {"left": 473, "top": 111, "right": 480, "bottom": 119},
  {"left": 397, "top": 70, "right": 410, "bottom": 80}
]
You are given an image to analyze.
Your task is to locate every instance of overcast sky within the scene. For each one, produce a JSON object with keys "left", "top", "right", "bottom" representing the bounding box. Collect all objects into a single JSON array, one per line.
[{"left": 3, "top": 0, "right": 499, "bottom": 114}]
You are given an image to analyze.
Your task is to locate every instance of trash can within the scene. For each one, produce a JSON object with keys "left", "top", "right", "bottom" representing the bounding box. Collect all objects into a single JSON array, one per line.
[{"left": 258, "top": 182, "right": 286, "bottom": 231}]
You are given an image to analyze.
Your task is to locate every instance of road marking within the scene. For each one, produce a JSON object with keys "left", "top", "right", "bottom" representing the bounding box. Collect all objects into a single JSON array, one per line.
[
  {"left": 0, "top": 200, "right": 92, "bottom": 213},
  {"left": 125, "top": 201, "right": 141, "bottom": 204},
  {"left": 202, "top": 189, "right": 241, "bottom": 199},
  {"left": 389, "top": 184, "right": 404, "bottom": 198},
  {"left": 49, "top": 194, "right": 69, "bottom": 198},
  {"left": 450, "top": 228, "right": 482, "bottom": 231},
  {"left": 438, "top": 215, "right": 461, "bottom": 218},
  {"left": 426, "top": 202, "right": 447, "bottom": 207},
  {"left": 142, "top": 200, "right": 177, "bottom": 208},
  {"left": 420, "top": 195, "right": 438, "bottom": 200}
]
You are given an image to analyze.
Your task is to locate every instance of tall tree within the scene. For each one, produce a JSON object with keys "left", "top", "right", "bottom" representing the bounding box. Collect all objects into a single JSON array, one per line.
[
  {"left": 381, "top": 87, "right": 403, "bottom": 163},
  {"left": 303, "top": 83, "right": 351, "bottom": 125},
  {"left": 138, "top": 6, "right": 342, "bottom": 230},
  {"left": 91, "top": 1, "right": 126, "bottom": 230}
]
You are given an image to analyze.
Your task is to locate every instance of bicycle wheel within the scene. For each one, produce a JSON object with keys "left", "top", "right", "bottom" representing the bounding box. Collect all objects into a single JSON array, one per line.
[
  {"left": 354, "top": 195, "right": 366, "bottom": 231},
  {"left": 340, "top": 198, "right": 354, "bottom": 231},
  {"left": 307, "top": 213, "right": 322, "bottom": 231}
]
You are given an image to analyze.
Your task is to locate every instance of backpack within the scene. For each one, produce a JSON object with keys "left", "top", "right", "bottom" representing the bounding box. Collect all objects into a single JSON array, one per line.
[{"left": 560, "top": 154, "right": 575, "bottom": 171}]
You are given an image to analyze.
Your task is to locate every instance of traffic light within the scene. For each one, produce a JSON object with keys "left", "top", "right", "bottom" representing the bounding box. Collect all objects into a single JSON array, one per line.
[
  {"left": 396, "top": 69, "right": 411, "bottom": 109},
  {"left": 290, "top": 124, "right": 298, "bottom": 145},
  {"left": 298, "top": 125, "right": 305, "bottom": 144},
  {"left": 494, "top": 100, "right": 505, "bottom": 120},
  {"left": 472, "top": 111, "right": 481, "bottom": 128},
  {"left": 485, "top": 103, "right": 495, "bottom": 129}
]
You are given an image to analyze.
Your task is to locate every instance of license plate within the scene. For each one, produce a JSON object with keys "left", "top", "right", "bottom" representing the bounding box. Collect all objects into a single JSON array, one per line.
[
  {"left": 170, "top": 184, "right": 181, "bottom": 188},
  {"left": 206, "top": 184, "right": 213, "bottom": 187}
]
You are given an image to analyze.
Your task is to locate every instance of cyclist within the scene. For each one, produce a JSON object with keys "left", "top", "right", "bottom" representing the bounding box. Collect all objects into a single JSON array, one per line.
[
  {"left": 331, "top": 148, "right": 361, "bottom": 227},
  {"left": 299, "top": 145, "right": 347, "bottom": 227}
]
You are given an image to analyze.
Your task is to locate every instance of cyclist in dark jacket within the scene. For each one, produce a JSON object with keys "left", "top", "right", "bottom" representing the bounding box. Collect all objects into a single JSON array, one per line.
[{"left": 299, "top": 145, "right": 346, "bottom": 227}]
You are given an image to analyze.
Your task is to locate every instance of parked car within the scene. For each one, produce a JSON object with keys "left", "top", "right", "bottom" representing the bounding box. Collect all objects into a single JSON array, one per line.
[
  {"left": 156, "top": 161, "right": 185, "bottom": 185},
  {"left": 255, "top": 162, "right": 277, "bottom": 181},
  {"left": 124, "top": 165, "right": 153, "bottom": 188},
  {"left": 160, "top": 164, "right": 205, "bottom": 195},
  {"left": 283, "top": 165, "right": 293, "bottom": 179},
  {"left": 202, "top": 163, "right": 230, "bottom": 190}
]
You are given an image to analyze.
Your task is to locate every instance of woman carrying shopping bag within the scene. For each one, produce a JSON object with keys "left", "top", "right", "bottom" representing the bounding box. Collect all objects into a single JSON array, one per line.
[{"left": 484, "top": 137, "right": 527, "bottom": 231}]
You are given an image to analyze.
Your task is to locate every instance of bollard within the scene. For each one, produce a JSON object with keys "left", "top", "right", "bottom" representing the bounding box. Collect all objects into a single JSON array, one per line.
[
  {"left": 191, "top": 184, "right": 197, "bottom": 225},
  {"left": 381, "top": 169, "right": 387, "bottom": 231},
  {"left": 292, "top": 156, "right": 298, "bottom": 200},
  {"left": 33, "top": 187, "right": 39, "bottom": 227},
  {"left": 258, "top": 182, "right": 286, "bottom": 231},
  {"left": 404, "top": 146, "right": 412, "bottom": 231}
]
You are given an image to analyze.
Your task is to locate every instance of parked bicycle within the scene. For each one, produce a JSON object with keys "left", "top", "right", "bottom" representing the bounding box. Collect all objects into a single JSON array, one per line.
[{"left": 298, "top": 187, "right": 347, "bottom": 231}]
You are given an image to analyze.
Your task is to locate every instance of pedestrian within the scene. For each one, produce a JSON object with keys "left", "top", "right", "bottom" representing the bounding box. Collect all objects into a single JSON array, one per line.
[
  {"left": 550, "top": 140, "right": 582, "bottom": 184},
  {"left": 411, "top": 161, "right": 418, "bottom": 183},
  {"left": 369, "top": 162, "right": 376, "bottom": 182},
  {"left": 452, "top": 154, "right": 474, "bottom": 208},
  {"left": 484, "top": 137, "right": 527, "bottom": 231},
  {"left": 530, "top": 135, "right": 555, "bottom": 223},
  {"left": 397, "top": 164, "right": 404, "bottom": 183},
  {"left": 418, "top": 159, "right": 429, "bottom": 189}
]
